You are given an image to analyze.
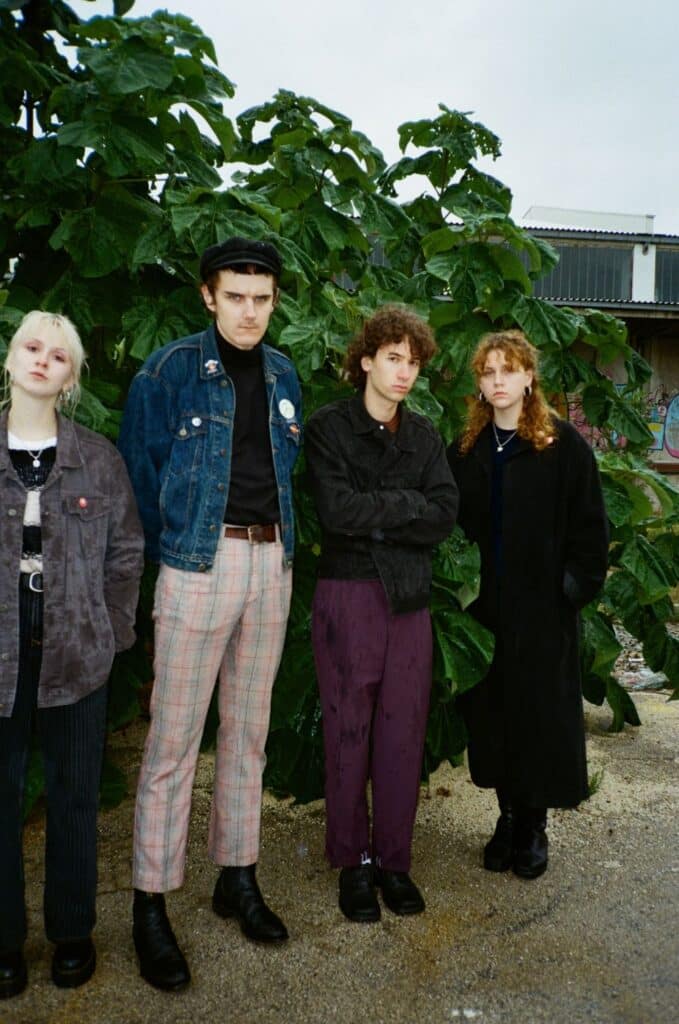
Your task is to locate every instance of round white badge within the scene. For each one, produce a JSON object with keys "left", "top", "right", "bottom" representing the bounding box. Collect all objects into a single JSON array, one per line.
[{"left": 279, "top": 399, "right": 295, "bottom": 420}]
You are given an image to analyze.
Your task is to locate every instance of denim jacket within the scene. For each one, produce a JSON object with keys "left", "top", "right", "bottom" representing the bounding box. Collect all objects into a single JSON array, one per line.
[
  {"left": 118, "top": 324, "right": 302, "bottom": 570},
  {"left": 305, "top": 395, "right": 458, "bottom": 612},
  {"left": 0, "top": 412, "right": 144, "bottom": 715}
]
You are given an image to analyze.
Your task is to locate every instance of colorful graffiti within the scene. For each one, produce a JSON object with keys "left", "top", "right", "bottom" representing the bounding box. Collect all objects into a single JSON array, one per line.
[{"left": 567, "top": 386, "right": 678, "bottom": 458}]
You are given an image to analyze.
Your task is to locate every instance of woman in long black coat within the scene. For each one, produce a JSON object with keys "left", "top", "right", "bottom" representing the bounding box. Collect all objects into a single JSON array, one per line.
[{"left": 447, "top": 330, "right": 609, "bottom": 879}]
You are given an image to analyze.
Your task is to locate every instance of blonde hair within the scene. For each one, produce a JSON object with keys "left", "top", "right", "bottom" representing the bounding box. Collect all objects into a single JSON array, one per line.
[
  {"left": 3, "top": 310, "right": 86, "bottom": 411},
  {"left": 459, "top": 329, "right": 555, "bottom": 454}
]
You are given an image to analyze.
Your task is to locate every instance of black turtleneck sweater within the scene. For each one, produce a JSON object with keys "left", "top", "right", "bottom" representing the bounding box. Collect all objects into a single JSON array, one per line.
[{"left": 216, "top": 329, "right": 280, "bottom": 526}]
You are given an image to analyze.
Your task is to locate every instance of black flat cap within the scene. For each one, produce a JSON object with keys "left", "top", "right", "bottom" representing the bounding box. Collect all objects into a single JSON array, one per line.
[{"left": 200, "top": 237, "right": 282, "bottom": 281}]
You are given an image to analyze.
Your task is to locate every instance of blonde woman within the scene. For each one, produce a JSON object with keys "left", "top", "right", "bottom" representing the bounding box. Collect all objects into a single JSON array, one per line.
[
  {"left": 0, "top": 312, "right": 143, "bottom": 998},
  {"left": 447, "top": 330, "right": 608, "bottom": 879}
]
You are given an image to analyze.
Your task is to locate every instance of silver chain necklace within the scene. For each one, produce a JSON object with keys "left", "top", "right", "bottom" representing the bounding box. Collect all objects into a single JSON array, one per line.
[
  {"left": 25, "top": 446, "right": 46, "bottom": 469},
  {"left": 492, "top": 421, "right": 518, "bottom": 453}
]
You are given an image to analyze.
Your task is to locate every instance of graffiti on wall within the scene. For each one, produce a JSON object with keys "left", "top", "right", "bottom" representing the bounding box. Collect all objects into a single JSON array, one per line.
[
  {"left": 645, "top": 385, "right": 669, "bottom": 452},
  {"left": 661, "top": 394, "right": 679, "bottom": 457},
  {"left": 568, "top": 385, "right": 679, "bottom": 458}
]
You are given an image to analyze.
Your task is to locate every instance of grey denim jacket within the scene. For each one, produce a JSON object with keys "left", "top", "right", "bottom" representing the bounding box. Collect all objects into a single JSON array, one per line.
[{"left": 0, "top": 411, "right": 144, "bottom": 716}]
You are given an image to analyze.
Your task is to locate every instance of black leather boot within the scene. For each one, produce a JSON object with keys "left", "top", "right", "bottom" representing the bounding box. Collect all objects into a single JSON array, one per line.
[
  {"left": 338, "top": 865, "right": 381, "bottom": 923},
  {"left": 513, "top": 807, "right": 548, "bottom": 879},
  {"left": 374, "top": 869, "right": 425, "bottom": 915},
  {"left": 132, "top": 890, "right": 190, "bottom": 991},
  {"left": 212, "top": 866, "right": 288, "bottom": 943},
  {"left": 52, "top": 937, "right": 96, "bottom": 988},
  {"left": 483, "top": 790, "right": 515, "bottom": 872},
  {"left": 0, "top": 950, "right": 27, "bottom": 1000}
]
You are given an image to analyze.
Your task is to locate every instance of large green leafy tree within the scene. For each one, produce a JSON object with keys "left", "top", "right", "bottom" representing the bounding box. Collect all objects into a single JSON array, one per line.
[{"left": 2, "top": 0, "right": 677, "bottom": 806}]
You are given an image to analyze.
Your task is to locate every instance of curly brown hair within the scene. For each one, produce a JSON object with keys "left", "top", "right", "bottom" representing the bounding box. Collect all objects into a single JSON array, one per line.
[
  {"left": 459, "top": 329, "right": 556, "bottom": 454},
  {"left": 344, "top": 305, "right": 437, "bottom": 390}
]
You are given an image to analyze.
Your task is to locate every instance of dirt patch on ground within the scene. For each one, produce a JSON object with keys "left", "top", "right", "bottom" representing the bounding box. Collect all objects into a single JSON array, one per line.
[{"left": 5, "top": 691, "right": 679, "bottom": 1024}]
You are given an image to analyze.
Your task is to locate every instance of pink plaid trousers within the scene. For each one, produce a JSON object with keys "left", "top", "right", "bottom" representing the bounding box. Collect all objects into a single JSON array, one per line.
[{"left": 132, "top": 532, "right": 292, "bottom": 892}]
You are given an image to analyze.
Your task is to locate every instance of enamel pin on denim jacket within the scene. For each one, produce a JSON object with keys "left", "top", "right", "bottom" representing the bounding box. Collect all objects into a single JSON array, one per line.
[{"left": 118, "top": 324, "right": 302, "bottom": 570}]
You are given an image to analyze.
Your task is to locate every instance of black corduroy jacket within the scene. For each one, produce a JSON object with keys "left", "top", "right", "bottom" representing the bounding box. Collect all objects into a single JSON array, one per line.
[{"left": 305, "top": 395, "right": 458, "bottom": 612}]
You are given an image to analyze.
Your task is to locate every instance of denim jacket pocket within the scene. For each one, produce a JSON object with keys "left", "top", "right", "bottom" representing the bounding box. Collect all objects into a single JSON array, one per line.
[
  {"left": 167, "top": 416, "right": 208, "bottom": 478},
  {"left": 63, "top": 494, "right": 110, "bottom": 563}
]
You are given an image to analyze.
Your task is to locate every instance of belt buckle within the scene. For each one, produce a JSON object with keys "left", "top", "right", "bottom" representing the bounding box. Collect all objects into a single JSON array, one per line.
[
  {"left": 247, "top": 524, "right": 264, "bottom": 543},
  {"left": 28, "top": 571, "right": 44, "bottom": 593}
]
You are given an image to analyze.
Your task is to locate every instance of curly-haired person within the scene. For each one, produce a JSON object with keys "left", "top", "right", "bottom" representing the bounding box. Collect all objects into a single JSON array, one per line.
[{"left": 305, "top": 306, "right": 458, "bottom": 922}]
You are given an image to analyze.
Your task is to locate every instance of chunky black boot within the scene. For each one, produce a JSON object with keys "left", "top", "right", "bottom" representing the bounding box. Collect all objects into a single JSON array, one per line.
[
  {"left": 483, "top": 790, "right": 515, "bottom": 872},
  {"left": 0, "top": 950, "right": 27, "bottom": 1000},
  {"left": 212, "top": 866, "right": 288, "bottom": 943},
  {"left": 52, "top": 937, "right": 96, "bottom": 988},
  {"left": 513, "top": 807, "right": 548, "bottom": 879},
  {"left": 132, "top": 890, "right": 190, "bottom": 991},
  {"left": 338, "top": 865, "right": 380, "bottom": 923}
]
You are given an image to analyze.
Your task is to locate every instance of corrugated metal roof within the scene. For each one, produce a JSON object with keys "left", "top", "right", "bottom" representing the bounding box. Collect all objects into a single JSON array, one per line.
[
  {"left": 524, "top": 226, "right": 679, "bottom": 245},
  {"left": 543, "top": 296, "right": 679, "bottom": 313}
]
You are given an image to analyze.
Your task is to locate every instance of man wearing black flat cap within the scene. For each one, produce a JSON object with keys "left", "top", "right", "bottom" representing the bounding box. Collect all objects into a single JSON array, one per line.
[{"left": 119, "top": 237, "right": 302, "bottom": 990}]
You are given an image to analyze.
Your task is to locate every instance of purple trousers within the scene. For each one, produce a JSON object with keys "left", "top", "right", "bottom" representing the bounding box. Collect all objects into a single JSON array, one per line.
[{"left": 312, "top": 579, "right": 432, "bottom": 872}]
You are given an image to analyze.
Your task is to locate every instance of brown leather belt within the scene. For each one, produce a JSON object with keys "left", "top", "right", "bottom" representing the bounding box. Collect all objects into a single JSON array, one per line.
[{"left": 224, "top": 524, "right": 277, "bottom": 543}]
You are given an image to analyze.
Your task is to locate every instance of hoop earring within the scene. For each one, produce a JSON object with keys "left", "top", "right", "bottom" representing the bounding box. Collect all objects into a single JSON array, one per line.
[
  {"left": 478, "top": 391, "right": 486, "bottom": 402},
  {"left": 524, "top": 385, "right": 532, "bottom": 398},
  {"left": 60, "top": 388, "right": 73, "bottom": 404}
]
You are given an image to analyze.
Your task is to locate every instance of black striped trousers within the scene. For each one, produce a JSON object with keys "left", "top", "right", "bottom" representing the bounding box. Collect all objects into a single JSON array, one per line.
[{"left": 0, "top": 581, "right": 107, "bottom": 952}]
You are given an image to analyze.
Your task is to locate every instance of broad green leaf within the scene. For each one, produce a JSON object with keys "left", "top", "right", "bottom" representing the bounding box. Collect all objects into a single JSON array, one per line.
[
  {"left": 582, "top": 608, "right": 622, "bottom": 678},
  {"left": 605, "top": 677, "right": 641, "bottom": 732},
  {"left": 509, "top": 293, "right": 579, "bottom": 350},
  {"left": 79, "top": 39, "right": 175, "bottom": 94},
  {"left": 601, "top": 476, "right": 635, "bottom": 527},
  {"left": 278, "top": 319, "right": 328, "bottom": 381},
  {"left": 651, "top": 532, "right": 679, "bottom": 585},
  {"left": 582, "top": 383, "right": 612, "bottom": 426},
  {"left": 434, "top": 610, "right": 494, "bottom": 694},
  {"left": 432, "top": 526, "right": 482, "bottom": 609},
  {"left": 620, "top": 535, "right": 673, "bottom": 604},
  {"left": 425, "top": 694, "right": 468, "bottom": 768},
  {"left": 601, "top": 569, "right": 640, "bottom": 629},
  {"left": 488, "top": 245, "right": 532, "bottom": 294},
  {"left": 228, "top": 188, "right": 282, "bottom": 231},
  {"left": 49, "top": 208, "right": 124, "bottom": 277},
  {"left": 608, "top": 398, "right": 654, "bottom": 447},
  {"left": 356, "top": 193, "right": 411, "bottom": 244},
  {"left": 407, "top": 375, "right": 444, "bottom": 424}
]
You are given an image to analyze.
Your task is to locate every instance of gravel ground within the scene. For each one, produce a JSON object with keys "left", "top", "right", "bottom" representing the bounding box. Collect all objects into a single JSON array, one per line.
[{"left": 4, "top": 690, "right": 679, "bottom": 1024}]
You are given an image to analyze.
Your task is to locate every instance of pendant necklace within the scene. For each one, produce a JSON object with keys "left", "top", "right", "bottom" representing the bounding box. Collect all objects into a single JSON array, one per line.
[
  {"left": 492, "top": 421, "right": 518, "bottom": 453},
  {"left": 26, "top": 447, "right": 45, "bottom": 469}
]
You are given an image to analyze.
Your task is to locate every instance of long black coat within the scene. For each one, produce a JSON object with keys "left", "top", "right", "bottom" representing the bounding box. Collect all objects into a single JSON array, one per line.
[{"left": 447, "top": 419, "right": 609, "bottom": 807}]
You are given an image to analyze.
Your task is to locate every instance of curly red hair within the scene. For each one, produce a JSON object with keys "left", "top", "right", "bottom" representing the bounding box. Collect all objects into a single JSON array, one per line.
[{"left": 459, "top": 330, "right": 556, "bottom": 454}]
